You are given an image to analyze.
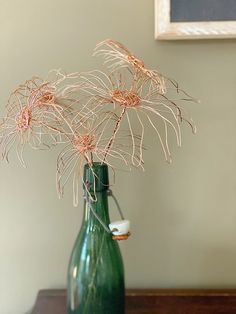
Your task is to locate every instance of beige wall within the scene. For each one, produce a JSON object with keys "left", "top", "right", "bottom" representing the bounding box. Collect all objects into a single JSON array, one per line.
[{"left": 1, "top": 1, "right": 236, "bottom": 313}]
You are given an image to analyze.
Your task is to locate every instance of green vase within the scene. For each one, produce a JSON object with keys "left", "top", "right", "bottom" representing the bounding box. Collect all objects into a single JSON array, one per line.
[{"left": 67, "top": 162, "right": 125, "bottom": 314}]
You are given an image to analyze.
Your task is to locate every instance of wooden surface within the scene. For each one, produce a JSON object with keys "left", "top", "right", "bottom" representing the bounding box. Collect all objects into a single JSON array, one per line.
[{"left": 31, "top": 289, "right": 236, "bottom": 314}]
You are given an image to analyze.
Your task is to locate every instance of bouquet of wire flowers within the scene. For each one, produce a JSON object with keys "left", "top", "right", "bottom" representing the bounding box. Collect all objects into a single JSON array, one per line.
[{"left": 0, "top": 39, "right": 196, "bottom": 206}]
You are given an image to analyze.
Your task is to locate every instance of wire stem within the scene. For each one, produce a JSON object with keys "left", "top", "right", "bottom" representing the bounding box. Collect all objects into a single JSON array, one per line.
[{"left": 102, "top": 108, "right": 126, "bottom": 164}]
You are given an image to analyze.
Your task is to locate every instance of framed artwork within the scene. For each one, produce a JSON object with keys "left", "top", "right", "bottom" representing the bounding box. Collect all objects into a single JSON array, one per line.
[{"left": 155, "top": 0, "right": 236, "bottom": 39}]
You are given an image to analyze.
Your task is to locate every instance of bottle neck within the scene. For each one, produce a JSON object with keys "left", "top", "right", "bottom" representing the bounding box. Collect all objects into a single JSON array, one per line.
[
  {"left": 83, "top": 190, "right": 110, "bottom": 230},
  {"left": 82, "top": 162, "right": 110, "bottom": 231}
]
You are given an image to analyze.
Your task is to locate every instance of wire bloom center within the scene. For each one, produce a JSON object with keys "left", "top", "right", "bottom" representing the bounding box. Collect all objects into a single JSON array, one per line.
[
  {"left": 112, "top": 89, "right": 141, "bottom": 107},
  {"left": 73, "top": 134, "right": 96, "bottom": 154},
  {"left": 16, "top": 108, "right": 32, "bottom": 131},
  {"left": 36, "top": 91, "right": 55, "bottom": 106},
  {"left": 127, "top": 55, "right": 144, "bottom": 70}
]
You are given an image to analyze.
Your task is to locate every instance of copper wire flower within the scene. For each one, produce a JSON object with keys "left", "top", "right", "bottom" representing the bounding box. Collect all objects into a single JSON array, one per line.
[
  {"left": 56, "top": 112, "right": 141, "bottom": 205},
  {"left": 0, "top": 71, "right": 81, "bottom": 166},
  {"left": 74, "top": 70, "right": 195, "bottom": 164},
  {"left": 94, "top": 39, "right": 167, "bottom": 94}
]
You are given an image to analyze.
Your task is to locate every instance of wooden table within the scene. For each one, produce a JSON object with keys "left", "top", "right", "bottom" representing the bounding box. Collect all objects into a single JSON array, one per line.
[{"left": 31, "top": 289, "right": 236, "bottom": 314}]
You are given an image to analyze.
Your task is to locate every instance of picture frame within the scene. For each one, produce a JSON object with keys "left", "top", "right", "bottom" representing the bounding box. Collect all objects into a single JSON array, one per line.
[{"left": 155, "top": 0, "right": 236, "bottom": 40}]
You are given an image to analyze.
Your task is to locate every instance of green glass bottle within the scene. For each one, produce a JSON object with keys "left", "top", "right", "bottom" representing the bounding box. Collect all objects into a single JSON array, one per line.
[{"left": 67, "top": 162, "right": 125, "bottom": 314}]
